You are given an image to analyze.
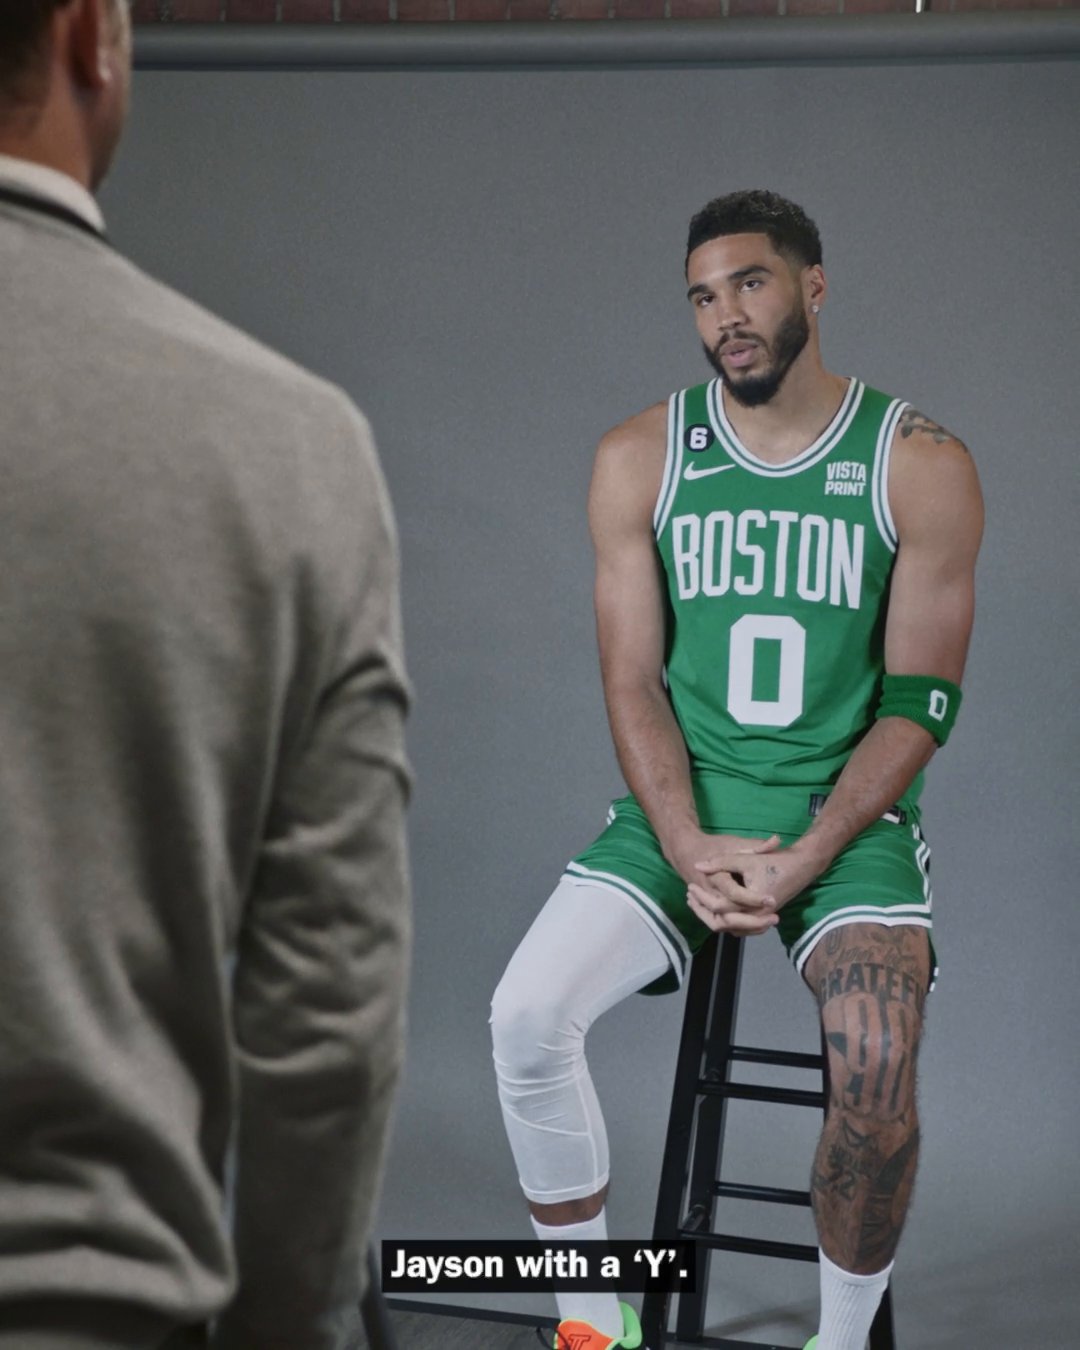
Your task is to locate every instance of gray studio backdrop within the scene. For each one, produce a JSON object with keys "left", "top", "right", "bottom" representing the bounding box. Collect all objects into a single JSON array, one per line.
[{"left": 103, "top": 33, "right": 1079, "bottom": 1348}]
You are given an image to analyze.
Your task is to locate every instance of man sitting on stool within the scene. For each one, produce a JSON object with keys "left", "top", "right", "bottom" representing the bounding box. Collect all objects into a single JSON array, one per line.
[{"left": 491, "top": 190, "right": 983, "bottom": 1350}]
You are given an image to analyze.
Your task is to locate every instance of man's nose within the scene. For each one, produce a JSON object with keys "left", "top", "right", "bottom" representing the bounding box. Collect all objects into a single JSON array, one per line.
[{"left": 713, "top": 290, "right": 746, "bottom": 331}]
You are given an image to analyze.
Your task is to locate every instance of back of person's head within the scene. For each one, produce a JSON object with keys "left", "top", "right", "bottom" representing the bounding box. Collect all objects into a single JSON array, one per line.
[
  {"left": 0, "top": 2, "right": 73, "bottom": 120},
  {"left": 0, "top": 0, "right": 132, "bottom": 189},
  {"left": 686, "top": 189, "right": 823, "bottom": 274}
]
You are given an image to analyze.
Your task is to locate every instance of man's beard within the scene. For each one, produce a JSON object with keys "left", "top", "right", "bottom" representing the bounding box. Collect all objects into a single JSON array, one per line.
[{"left": 704, "top": 300, "right": 811, "bottom": 409}]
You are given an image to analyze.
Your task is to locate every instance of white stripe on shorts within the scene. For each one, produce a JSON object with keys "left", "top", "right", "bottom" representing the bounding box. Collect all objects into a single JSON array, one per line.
[{"left": 790, "top": 905, "right": 933, "bottom": 977}]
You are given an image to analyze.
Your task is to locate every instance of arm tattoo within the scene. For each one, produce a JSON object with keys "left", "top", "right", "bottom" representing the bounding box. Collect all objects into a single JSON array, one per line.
[{"left": 898, "top": 407, "right": 965, "bottom": 449}]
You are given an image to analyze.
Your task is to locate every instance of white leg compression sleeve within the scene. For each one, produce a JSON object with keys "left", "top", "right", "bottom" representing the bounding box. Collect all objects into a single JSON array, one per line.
[{"left": 490, "top": 877, "right": 672, "bottom": 1206}]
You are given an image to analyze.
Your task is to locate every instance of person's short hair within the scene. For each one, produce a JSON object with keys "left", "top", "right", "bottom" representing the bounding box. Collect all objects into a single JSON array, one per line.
[
  {"left": 0, "top": 1, "right": 77, "bottom": 115},
  {"left": 686, "top": 189, "right": 823, "bottom": 273}
]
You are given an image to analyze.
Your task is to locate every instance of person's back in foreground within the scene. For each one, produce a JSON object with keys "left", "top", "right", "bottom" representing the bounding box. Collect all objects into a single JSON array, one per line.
[
  {"left": 491, "top": 189, "right": 983, "bottom": 1350},
  {"left": 0, "top": 4, "right": 411, "bottom": 1347}
]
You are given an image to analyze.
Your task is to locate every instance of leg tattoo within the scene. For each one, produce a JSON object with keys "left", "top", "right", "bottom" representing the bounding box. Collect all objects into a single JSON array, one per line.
[{"left": 805, "top": 923, "right": 929, "bottom": 1273}]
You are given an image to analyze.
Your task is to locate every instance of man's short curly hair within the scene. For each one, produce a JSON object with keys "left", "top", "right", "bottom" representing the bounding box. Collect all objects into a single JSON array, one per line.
[{"left": 686, "top": 189, "right": 823, "bottom": 273}]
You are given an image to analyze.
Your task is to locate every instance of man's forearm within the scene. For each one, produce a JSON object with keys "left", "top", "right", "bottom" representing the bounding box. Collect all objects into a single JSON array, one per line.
[
  {"left": 604, "top": 680, "right": 700, "bottom": 860},
  {"left": 789, "top": 716, "right": 937, "bottom": 874}
]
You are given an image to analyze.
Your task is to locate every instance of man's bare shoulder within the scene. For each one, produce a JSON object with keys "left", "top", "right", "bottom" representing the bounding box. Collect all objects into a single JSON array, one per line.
[
  {"left": 888, "top": 405, "right": 983, "bottom": 543},
  {"left": 589, "top": 401, "right": 670, "bottom": 535},
  {"left": 890, "top": 406, "right": 971, "bottom": 464},
  {"left": 597, "top": 400, "right": 669, "bottom": 462},
  {"left": 593, "top": 401, "right": 669, "bottom": 490}
]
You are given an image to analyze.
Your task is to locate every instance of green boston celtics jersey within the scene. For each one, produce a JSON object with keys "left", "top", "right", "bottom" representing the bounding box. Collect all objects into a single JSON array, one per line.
[{"left": 653, "top": 376, "right": 917, "bottom": 827}]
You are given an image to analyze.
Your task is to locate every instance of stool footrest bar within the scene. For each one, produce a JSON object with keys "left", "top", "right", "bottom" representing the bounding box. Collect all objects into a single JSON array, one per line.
[
  {"left": 714, "top": 1181, "right": 813, "bottom": 1207},
  {"left": 729, "top": 1045, "right": 825, "bottom": 1071},
  {"left": 699, "top": 1080, "right": 826, "bottom": 1108}
]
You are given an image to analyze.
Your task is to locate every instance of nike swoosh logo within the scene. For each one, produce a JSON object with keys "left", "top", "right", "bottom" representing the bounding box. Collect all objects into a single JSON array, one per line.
[{"left": 684, "top": 462, "right": 736, "bottom": 480}]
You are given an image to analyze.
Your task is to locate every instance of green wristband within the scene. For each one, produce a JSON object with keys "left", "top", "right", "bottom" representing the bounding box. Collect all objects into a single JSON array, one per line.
[{"left": 876, "top": 673, "right": 962, "bottom": 746}]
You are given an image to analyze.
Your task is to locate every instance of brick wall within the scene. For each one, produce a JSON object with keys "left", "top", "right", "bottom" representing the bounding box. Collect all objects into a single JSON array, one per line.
[{"left": 130, "top": 0, "right": 1079, "bottom": 22}]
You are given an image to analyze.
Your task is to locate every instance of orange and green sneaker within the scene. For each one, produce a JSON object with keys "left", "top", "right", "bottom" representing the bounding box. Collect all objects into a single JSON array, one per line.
[{"left": 548, "top": 1301, "right": 644, "bottom": 1350}]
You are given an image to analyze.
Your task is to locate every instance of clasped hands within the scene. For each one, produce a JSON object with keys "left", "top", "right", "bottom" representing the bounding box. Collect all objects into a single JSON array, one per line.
[{"left": 674, "top": 831, "right": 820, "bottom": 936}]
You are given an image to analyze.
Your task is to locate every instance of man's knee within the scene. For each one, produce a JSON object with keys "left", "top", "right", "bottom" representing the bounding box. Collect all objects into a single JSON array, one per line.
[
  {"left": 806, "top": 924, "right": 930, "bottom": 1125},
  {"left": 820, "top": 989, "right": 922, "bottom": 1124},
  {"left": 490, "top": 972, "right": 581, "bottom": 1079}
]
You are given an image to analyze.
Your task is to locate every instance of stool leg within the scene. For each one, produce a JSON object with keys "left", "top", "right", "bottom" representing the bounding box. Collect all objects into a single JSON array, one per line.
[
  {"left": 642, "top": 935, "right": 718, "bottom": 1349},
  {"left": 674, "top": 934, "right": 744, "bottom": 1345},
  {"left": 868, "top": 1280, "right": 896, "bottom": 1350}
]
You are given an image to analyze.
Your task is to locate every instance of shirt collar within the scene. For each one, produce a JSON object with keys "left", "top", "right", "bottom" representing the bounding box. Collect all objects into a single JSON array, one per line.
[{"left": 0, "top": 153, "right": 105, "bottom": 233}]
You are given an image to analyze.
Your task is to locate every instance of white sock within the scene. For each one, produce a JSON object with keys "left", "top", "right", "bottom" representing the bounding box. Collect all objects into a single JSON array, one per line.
[
  {"left": 817, "top": 1248, "right": 893, "bottom": 1350},
  {"left": 531, "top": 1209, "right": 622, "bottom": 1339}
]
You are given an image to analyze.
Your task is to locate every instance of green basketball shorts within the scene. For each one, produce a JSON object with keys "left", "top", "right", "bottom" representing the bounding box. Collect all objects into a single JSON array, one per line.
[{"left": 563, "top": 794, "right": 936, "bottom": 997}]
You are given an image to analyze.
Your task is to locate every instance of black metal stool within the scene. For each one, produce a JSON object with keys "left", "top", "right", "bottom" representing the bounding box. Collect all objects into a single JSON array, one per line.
[{"left": 641, "top": 932, "right": 896, "bottom": 1350}]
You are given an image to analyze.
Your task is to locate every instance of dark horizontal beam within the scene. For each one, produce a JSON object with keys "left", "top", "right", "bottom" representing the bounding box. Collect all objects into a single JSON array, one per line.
[
  {"left": 680, "top": 1231, "right": 820, "bottom": 1261},
  {"left": 133, "top": 12, "right": 1080, "bottom": 71}
]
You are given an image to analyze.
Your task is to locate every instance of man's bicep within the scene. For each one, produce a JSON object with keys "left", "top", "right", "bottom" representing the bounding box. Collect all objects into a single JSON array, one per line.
[
  {"left": 884, "top": 550, "right": 975, "bottom": 681},
  {"left": 593, "top": 530, "right": 668, "bottom": 691},
  {"left": 588, "top": 419, "right": 668, "bottom": 690},
  {"left": 885, "top": 441, "right": 983, "bottom": 681}
]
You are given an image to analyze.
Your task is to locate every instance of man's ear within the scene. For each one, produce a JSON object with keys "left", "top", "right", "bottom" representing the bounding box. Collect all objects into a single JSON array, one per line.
[
  {"left": 62, "top": 0, "right": 117, "bottom": 93},
  {"left": 804, "top": 263, "right": 827, "bottom": 313}
]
